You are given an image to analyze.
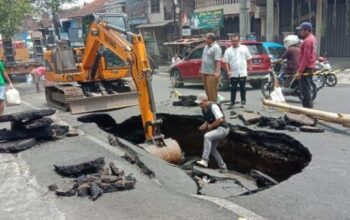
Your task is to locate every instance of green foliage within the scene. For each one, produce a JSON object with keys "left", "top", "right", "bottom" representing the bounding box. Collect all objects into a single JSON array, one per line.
[
  {"left": 0, "top": 0, "right": 32, "bottom": 38},
  {"left": 37, "top": 0, "right": 77, "bottom": 14}
]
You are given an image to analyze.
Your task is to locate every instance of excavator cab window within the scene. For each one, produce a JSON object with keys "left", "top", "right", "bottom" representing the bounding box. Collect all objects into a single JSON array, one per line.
[
  {"left": 103, "top": 48, "right": 126, "bottom": 69},
  {"left": 82, "top": 13, "right": 128, "bottom": 40},
  {"left": 82, "top": 13, "right": 129, "bottom": 69}
]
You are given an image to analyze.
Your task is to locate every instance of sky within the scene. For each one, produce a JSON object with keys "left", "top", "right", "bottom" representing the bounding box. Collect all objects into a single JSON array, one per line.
[{"left": 62, "top": 0, "right": 95, "bottom": 9}]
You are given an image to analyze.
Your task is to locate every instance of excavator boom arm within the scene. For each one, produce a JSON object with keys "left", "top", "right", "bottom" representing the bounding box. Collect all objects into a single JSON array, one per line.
[{"left": 82, "top": 21, "right": 158, "bottom": 141}]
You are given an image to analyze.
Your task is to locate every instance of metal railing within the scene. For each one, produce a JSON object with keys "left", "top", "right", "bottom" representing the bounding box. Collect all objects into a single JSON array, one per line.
[{"left": 194, "top": 0, "right": 239, "bottom": 10}]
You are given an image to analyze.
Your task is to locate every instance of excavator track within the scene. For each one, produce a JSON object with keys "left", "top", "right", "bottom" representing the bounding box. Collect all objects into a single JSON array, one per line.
[{"left": 45, "top": 83, "right": 138, "bottom": 114}]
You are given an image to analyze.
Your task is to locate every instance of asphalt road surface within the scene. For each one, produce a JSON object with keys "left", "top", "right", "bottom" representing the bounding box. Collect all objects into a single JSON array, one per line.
[{"left": 0, "top": 74, "right": 349, "bottom": 220}]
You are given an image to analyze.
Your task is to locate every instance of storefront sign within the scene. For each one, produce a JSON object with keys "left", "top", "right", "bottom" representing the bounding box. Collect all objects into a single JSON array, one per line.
[
  {"left": 142, "top": 31, "right": 155, "bottom": 42},
  {"left": 191, "top": 9, "right": 224, "bottom": 30},
  {"left": 182, "top": 28, "right": 191, "bottom": 36}
]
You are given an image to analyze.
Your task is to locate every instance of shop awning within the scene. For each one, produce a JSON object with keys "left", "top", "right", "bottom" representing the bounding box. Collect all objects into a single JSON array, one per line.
[
  {"left": 136, "top": 21, "right": 172, "bottom": 29},
  {"left": 164, "top": 38, "right": 204, "bottom": 46}
]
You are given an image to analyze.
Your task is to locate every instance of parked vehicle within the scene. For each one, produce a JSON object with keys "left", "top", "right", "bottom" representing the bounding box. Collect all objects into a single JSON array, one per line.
[
  {"left": 169, "top": 40, "right": 271, "bottom": 90},
  {"left": 313, "top": 56, "right": 337, "bottom": 88},
  {"left": 261, "top": 63, "right": 317, "bottom": 102}
]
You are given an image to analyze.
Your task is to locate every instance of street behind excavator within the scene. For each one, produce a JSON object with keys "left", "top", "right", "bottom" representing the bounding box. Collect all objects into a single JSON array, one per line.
[{"left": 44, "top": 13, "right": 182, "bottom": 164}]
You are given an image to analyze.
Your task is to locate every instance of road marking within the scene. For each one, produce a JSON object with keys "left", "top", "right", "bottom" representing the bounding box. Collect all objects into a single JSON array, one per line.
[{"left": 193, "top": 195, "right": 267, "bottom": 220}]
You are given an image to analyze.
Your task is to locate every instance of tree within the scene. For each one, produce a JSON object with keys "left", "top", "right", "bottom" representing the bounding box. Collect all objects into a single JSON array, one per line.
[
  {"left": 35, "top": 0, "right": 77, "bottom": 39},
  {"left": 0, "top": 0, "right": 32, "bottom": 39}
]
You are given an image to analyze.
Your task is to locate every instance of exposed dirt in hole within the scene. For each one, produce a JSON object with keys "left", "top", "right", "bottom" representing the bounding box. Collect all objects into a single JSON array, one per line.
[{"left": 78, "top": 113, "right": 312, "bottom": 182}]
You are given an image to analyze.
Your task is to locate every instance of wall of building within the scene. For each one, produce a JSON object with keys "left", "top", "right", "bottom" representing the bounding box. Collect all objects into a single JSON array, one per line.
[
  {"left": 194, "top": 0, "right": 253, "bottom": 15},
  {"left": 321, "top": 0, "right": 350, "bottom": 57},
  {"left": 148, "top": 0, "right": 165, "bottom": 23}
]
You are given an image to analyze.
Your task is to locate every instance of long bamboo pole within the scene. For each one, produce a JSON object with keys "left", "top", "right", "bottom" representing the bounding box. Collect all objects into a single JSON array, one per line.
[{"left": 262, "top": 99, "right": 350, "bottom": 127}]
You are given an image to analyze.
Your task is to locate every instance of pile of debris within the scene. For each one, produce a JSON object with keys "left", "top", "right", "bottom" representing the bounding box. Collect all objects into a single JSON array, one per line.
[
  {"left": 238, "top": 111, "right": 325, "bottom": 133},
  {"left": 0, "top": 109, "right": 78, "bottom": 153},
  {"left": 173, "top": 95, "right": 198, "bottom": 107},
  {"left": 50, "top": 157, "right": 136, "bottom": 201}
]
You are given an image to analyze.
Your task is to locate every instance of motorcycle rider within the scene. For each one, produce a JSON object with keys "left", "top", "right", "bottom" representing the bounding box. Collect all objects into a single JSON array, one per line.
[{"left": 272, "top": 35, "right": 300, "bottom": 86}]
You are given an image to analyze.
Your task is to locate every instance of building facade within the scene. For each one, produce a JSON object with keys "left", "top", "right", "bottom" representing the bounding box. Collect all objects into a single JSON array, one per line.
[
  {"left": 135, "top": 0, "right": 188, "bottom": 64},
  {"left": 193, "top": 0, "right": 279, "bottom": 41},
  {"left": 279, "top": 0, "right": 350, "bottom": 57}
]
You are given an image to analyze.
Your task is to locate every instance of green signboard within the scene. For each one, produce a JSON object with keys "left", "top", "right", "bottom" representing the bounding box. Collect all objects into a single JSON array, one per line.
[{"left": 190, "top": 9, "right": 224, "bottom": 31}]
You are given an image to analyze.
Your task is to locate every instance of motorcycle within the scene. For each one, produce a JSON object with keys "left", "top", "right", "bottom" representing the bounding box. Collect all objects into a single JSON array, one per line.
[
  {"left": 313, "top": 57, "right": 338, "bottom": 90},
  {"left": 261, "top": 63, "right": 317, "bottom": 102}
]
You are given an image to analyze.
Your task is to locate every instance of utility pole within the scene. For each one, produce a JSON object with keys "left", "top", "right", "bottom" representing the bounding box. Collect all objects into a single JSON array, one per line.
[
  {"left": 266, "top": 0, "right": 274, "bottom": 41},
  {"left": 239, "top": 0, "right": 248, "bottom": 40},
  {"left": 178, "top": 0, "right": 183, "bottom": 38},
  {"left": 173, "top": 0, "right": 182, "bottom": 39}
]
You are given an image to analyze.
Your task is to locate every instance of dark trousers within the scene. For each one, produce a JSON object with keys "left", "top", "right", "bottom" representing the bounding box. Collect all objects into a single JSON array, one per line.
[
  {"left": 299, "top": 68, "right": 314, "bottom": 108},
  {"left": 230, "top": 77, "right": 247, "bottom": 104}
]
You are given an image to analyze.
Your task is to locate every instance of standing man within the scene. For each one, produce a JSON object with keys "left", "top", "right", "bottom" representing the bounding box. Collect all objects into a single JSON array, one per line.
[
  {"left": 195, "top": 93, "right": 229, "bottom": 173},
  {"left": 223, "top": 35, "right": 252, "bottom": 109},
  {"left": 0, "top": 60, "right": 13, "bottom": 115},
  {"left": 201, "top": 33, "right": 222, "bottom": 102},
  {"left": 296, "top": 22, "right": 317, "bottom": 108}
]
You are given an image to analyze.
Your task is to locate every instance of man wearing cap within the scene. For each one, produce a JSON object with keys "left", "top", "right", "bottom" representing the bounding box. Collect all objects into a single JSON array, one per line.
[
  {"left": 296, "top": 22, "right": 317, "bottom": 108},
  {"left": 195, "top": 93, "right": 229, "bottom": 173}
]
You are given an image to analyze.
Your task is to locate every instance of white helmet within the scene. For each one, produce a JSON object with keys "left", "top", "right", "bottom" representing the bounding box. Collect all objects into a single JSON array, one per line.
[{"left": 284, "top": 35, "right": 300, "bottom": 48}]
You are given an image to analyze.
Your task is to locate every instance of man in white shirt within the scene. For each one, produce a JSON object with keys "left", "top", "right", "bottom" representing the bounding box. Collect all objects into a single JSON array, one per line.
[
  {"left": 195, "top": 93, "right": 229, "bottom": 173},
  {"left": 224, "top": 35, "right": 252, "bottom": 109}
]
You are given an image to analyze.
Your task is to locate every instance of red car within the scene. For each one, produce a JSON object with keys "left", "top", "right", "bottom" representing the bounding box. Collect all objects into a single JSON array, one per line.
[{"left": 169, "top": 40, "right": 271, "bottom": 90}]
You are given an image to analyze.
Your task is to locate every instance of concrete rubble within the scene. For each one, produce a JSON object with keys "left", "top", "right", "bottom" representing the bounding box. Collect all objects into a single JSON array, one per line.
[
  {"left": 51, "top": 158, "right": 136, "bottom": 201},
  {"left": 237, "top": 110, "right": 325, "bottom": 133}
]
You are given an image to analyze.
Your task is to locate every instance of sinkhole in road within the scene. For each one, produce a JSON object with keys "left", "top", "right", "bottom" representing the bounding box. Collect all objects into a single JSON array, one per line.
[{"left": 78, "top": 113, "right": 312, "bottom": 183}]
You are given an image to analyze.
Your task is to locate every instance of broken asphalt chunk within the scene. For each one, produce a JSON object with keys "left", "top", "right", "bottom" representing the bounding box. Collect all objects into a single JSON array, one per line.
[
  {"left": 48, "top": 184, "right": 58, "bottom": 191},
  {"left": 101, "top": 175, "right": 120, "bottom": 183},
  {"left": 0, "top": 126, "right": 54, "bottom": 141},
  {"left": 56, "top": 186, "right": 77, "bottom": 197},
  {"left": 11, "top": 117, "right": 53, "bottom": 131},
  {"left": 173, "top": 95, "right": 197, "bottom": 107},
  {"left": 299, "top": 126, "right": 325, "bottom": 133},
  {"left": 285, "top": 113, "right": 316, "bottom": 127},
  {"left": 77, "top": 184, "right": 90, "bottom": 197},
  {"left": 250, "top": 170, "right": 278, "bottom": 187},
  {"left": 89, "top": 182, "right": 103, "bottom": 201},
  {"left": 0, "top": 109, "right": 56, "bottom": 123},
  {"left": 238, "top": 112, "right": 262, "bottom": 125},
  {"left": 54, "top": 157, "right": 105, "bottom": 177},
  {"left": 109, "top": 161, "right": 122, "bottom": 176},
  {"left": 0, "top": 138, "right": 36, "bottom": 153}
]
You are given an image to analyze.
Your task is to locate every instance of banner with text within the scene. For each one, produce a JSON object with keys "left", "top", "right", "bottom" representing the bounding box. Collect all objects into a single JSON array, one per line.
[{"left": 190, "top": 9, "right": 224, "bottom": 31}]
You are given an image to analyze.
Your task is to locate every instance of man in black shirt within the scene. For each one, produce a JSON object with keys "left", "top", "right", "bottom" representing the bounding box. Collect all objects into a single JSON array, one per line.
[{"left": 195, "top": 94, "right": 229, "bottom": 173}]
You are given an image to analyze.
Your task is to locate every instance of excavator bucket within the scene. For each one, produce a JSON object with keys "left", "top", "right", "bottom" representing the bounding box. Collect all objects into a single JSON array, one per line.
[{"left": 140, "top": 138, "right": 183, "bottom": 164}]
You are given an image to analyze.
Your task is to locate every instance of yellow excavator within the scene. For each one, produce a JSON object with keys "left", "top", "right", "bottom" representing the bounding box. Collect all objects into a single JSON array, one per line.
[{"left": 44, "top": 13, "right": 182, "bottom": 164}]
